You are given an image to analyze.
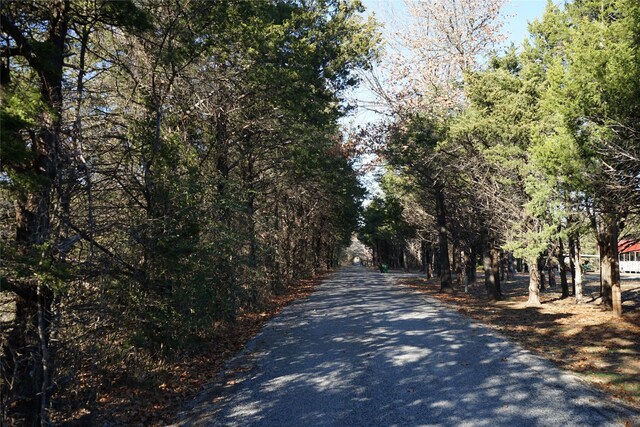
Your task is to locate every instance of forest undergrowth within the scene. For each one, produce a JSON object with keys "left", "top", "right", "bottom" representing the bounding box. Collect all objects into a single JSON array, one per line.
[{"left": 52, "top": 273, "right": 326, "bottom": 426}]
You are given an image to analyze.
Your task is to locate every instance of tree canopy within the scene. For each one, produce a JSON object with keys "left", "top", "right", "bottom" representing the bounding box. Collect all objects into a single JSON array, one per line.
[
  {"left": 360, "top": 0, "right": 640, "bottom": 309},
  {"left": 0, "top": 0, "right": 378, "bottom": 424}
]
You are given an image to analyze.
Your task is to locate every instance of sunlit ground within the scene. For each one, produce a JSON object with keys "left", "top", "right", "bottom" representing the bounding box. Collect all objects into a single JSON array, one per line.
[{"left": 399, "top": 271, "right": 640, "bottom": 404}]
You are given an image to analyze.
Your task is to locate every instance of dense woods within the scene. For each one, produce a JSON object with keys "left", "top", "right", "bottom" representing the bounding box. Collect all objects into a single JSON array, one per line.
[
  {"left": 0, "top": 0, "right": 376, "bottom": 424},
  {"left": 359, "top": 0, "right": 640, "bottom": 313}
]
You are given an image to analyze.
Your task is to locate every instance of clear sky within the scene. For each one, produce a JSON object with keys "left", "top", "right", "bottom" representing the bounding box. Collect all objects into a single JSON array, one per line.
[{"left": 502, "top": 0, "right": 549, "bottom": 47}]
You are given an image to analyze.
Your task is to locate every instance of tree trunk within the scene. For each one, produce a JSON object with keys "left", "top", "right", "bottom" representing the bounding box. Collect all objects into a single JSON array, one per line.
[
  {"left": 483, "top": 243, "right": 501, "bottom": 301},
  {"left": 426, "top": 242, "right": 433, "bottom": 278},
  {"left": 450, "top": 242, "right": 457, "bottom": 279},
  {"left": 427, "top": 243, "right": 439, "bottom": 279},
  {"left": 402, "top": 245, "right": 409, "bottom": 272},
  {"left": 4, "top": 290, "right": 41, "bottom": 426},
  {"left": 598, "top": 215, "right": 622, "bottom": 316},
  {"left": 569, "top": 235, "right": 576, "bottom": 296},
  {"left": 491, "top": 247, "right": 502, "bottom": 300},
  {"left": 570, "top": 234, "right": 584, "bottom": 303},
  {"left": 538, "top": 256, "right": 546, "bottom": 291},
  {"left": 508, "top": 252, "right": 515, "bottom": 277},
  {"left": 453, "top": 243, "right": 462, "bottom": 287},
  {"left": 2, "top": 4, "right": 69, "bottom": 424},
  {"left": 247, "top": 193, "right": 259, "bottom": 268},
  {"left": 467, "top": 243, "right": 477, "bottom": 284},
  {"left": 558, "top": 237, "right": 569, "bottom": 298},
  {"left": 462, "top": 249, "right": 470, "bottom": 292},
  {"left": 527, "top": 257, "right": 541, "bottom": 306},
  {"left": 435, "top": 186, "right": 453, "bottom": 292},
  {"left": 37, "top": 286, "right": 54, "bottom": 425}
]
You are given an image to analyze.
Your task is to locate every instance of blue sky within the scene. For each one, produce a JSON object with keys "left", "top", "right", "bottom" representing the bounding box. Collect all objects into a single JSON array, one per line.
[{"left": 502, "top": 0, "right": 549, "bottom": 46}]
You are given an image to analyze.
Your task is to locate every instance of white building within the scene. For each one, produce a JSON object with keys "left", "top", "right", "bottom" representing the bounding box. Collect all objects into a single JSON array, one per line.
[{"left": 619, "top": 240, "right": 640, "bottom": 273}]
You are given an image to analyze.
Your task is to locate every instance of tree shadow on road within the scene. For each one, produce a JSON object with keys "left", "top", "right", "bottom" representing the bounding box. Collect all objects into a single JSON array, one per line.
[
  {"left": 397, "top": 272, "right": 640, "bottom": 407},
  {"left": 176, "top": 267, "right": 639, "bottom": 426}
]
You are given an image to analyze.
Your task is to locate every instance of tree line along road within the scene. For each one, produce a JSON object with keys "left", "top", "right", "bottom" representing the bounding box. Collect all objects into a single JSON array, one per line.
[{"left": 174, "top": 266, "right": 640, "bottom": 427}]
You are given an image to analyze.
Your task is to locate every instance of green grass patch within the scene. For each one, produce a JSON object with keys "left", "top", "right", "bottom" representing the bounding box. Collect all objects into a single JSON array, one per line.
[{"left": 581, "top": 371, "right": 640, "bottom": 400}]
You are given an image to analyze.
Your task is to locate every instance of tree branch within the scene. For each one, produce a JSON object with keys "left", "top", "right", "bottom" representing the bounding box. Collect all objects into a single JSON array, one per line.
[
  {"left": 0, "top": 276, "right": 37, "bottom": 301},
  {"left": 0, "top": 13, "right": 40, "bottom": 70},
  {"left": 65, "top": 222, "right": 144, "bottom": 279}
]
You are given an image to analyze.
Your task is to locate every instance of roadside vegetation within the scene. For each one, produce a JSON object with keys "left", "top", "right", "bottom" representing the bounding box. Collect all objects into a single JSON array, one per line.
[
  {"left": 0, "top": 1, "right": 377, "bottom": 424},
  {"left": 2, "top": 0, "right": 639, "bottom": 425},
  {"left": 357, "top": 0, "right": 640, "bottom": 409},
  {"left": 359, "top": 0, "right": 640, "bottom": 315}
]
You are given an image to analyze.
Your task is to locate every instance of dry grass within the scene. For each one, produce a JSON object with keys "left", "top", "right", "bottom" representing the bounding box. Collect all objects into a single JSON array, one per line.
[{"left": 398, "top": 271, "right": 640, "bottom": 406}]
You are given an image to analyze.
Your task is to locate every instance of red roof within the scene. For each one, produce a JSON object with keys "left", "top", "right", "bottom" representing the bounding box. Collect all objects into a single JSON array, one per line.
[{"left": 619, "top": 240, "right": 640, "bottom": 253}]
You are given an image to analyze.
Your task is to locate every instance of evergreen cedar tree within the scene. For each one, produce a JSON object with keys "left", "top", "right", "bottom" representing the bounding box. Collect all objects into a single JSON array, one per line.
[
  {"left": 361, "top": 0, "right": 639, "bottom": 311},
  {"left": 0, "top": 0, "right": 378, "bottom": 424}
]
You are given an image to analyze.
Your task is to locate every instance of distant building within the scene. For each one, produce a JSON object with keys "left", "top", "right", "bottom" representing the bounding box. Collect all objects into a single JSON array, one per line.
[{"left": 619, "top": 240, "right": 640, "bottom": 273}]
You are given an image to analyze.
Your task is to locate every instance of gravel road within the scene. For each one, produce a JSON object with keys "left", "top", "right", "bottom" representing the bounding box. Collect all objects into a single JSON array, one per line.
[{"left": 174, "top": 266, "right": 639, "bottom": 427}]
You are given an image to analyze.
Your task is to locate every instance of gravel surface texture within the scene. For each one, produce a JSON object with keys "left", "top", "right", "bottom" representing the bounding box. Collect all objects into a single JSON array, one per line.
[{"left": 174, "top": 266, "right": 640, "bottom": 427}]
